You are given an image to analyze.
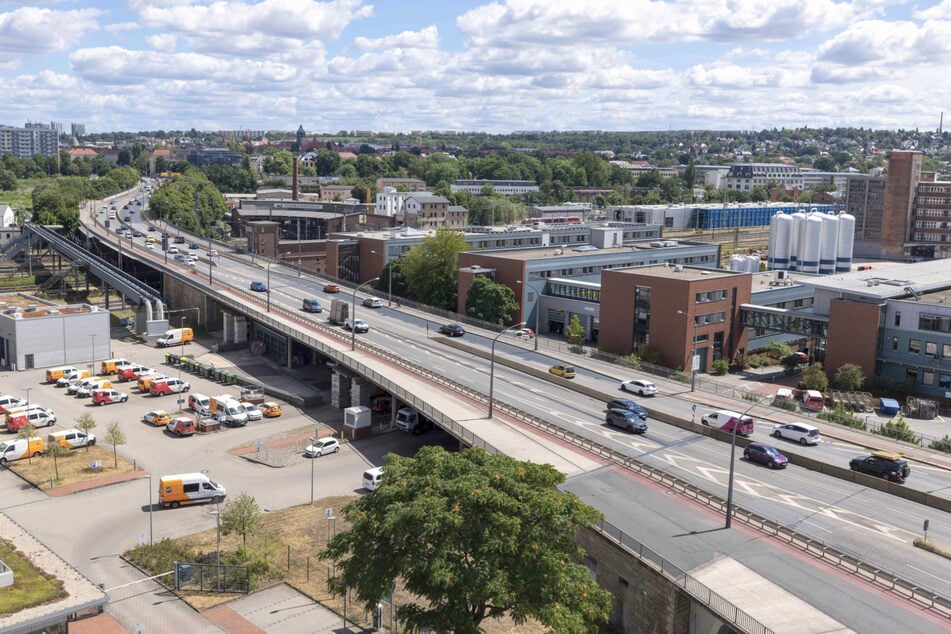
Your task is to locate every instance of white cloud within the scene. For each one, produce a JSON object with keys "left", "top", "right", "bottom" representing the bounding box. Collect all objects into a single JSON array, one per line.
[
  {"left": 146, "top": 33, "right": 179, "bottom": 51},
  {"left": 0, "top": 6, "right": 102, "bottom": 55},
  {"left": 354, "top": 25, "right": 439, "bottom": 50}
]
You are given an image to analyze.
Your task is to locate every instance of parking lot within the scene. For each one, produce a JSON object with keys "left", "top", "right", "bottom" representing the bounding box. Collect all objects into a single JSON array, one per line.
[{"left": 0, "top": 325, "right": 446, "bottom": 631}]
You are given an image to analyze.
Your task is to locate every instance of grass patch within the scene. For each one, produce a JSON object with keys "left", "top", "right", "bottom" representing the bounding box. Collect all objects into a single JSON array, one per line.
[
  {"left": 8, "top": 445, "right": 137, "bottom": 491},
  {"left": 0, "top": 539, "right": 67, "bottom": 614},
  {"left": 914, "top": 537, "right": 951, "bottom": 560}
]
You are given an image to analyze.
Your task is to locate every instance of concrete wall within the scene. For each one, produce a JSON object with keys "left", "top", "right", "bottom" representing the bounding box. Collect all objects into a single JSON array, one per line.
[{"left": 825, "top": 298, "right": 882, "bottom": 378}]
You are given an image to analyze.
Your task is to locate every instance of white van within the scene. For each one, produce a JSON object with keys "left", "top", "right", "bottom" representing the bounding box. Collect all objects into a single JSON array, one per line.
[
  {"left": 49, "top": 428, "right": 96, "bottom": 449},
  {"left": 362, "top": 466, "right": 384, "bottom": 491},
  {"left": 188, "top": 392, "right": 211, "bottom": 415},
  {"left": 159, "top": 473, "right": 227, "bottom": 508}
]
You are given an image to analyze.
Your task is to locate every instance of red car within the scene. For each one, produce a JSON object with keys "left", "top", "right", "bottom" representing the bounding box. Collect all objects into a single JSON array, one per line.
[
  {"left": 118, "top": 364, "right": 151, "bottom": 382},
  {"left": 323, "top": 283, "right": 341, "bottom": 293},
  {"left": 92, "top": 389, "right": 129, "bottom": 406}
]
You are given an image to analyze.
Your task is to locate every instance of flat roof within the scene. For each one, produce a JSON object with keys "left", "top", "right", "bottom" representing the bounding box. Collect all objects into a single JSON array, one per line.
[
  {"left": 803, "top": 259, "right": 951, "bottom": 300},
  {"left": 473, "top": 241, "right": 707, "bottom": 262},
  {"left": 614, "top": 264, "right": 744, "bottom": 280},
  {"left": 0, "top": 295, "right": 98, "bottom": 320}
]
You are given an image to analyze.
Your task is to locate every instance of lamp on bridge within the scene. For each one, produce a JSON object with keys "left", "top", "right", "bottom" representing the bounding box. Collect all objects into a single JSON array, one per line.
[
  {"left": 487, "top": 322, "right": 526, "bottom": 419},
  {"left": 351, "top": 277, "right": 379, "bottom": 351},
  {"left": 725, "top": 396, "right": 770, "bottom": 529}
]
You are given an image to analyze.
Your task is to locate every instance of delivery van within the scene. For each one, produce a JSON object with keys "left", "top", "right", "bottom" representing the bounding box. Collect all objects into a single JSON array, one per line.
[
  {"left": 48, "top": 428, "right": 96, "bottom": 449},
  {"left": 701, "top": 410, "right": 754, "bottom": 436},
  {"left": 101, "top": 358, "right": 133, "bottom": 375},
  {"left": 158, "top": 473, "right": 227, "bottom": 508},
  {"left": 6, "top": 406, "right": 56, "bottom": 432},
  {"left": 802, "top": 390, "right": 825, "bottom": 410},
  {"left": 156, "top": 328, "right": 194, "bottom": 348},
  {"left": 166, "top": 417, "right": 196, "bottom": 437},
  {"left": 210, "top": 395, "right": 247, "bottom": 426},
  {"left": 188, "top": 393, "right": 211, "bottom": 415},
  {"left": 0, "top": 395, "right": 25, "bottom": 414},
  {"left": 0, "top": 437, "right": 45, "bottom": 463},
  {"left": 362, "top": 466, "right": 384, "bottom": 491},
  {"left": 56, "top": 369, "right": 92, "bottom": 387},
  {"left": 46, "top": 366, "right": 79, "bottom": 383}
]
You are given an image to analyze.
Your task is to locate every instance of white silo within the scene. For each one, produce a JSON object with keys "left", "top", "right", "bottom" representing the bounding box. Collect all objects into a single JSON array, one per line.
[
  {"left": 789, "top": 211, "right": 806, "bottom": 270},
  {"left": 836, "top": 213, "right": 856, "bottom": 273},
  {"left": 768, "top": 212, "right": 791, "bottom": 270},
  {"left": 818, "top": 213, "right": 839, "bottom": 274},
  {"left": 729, "top": 254, "right": 746, "bottom": 272},
  {"left": 745, "top": 254, "right": 760, "bottom": 273},
  {"left": 799, "top": 213, "right": 823, "bottom": 274}
]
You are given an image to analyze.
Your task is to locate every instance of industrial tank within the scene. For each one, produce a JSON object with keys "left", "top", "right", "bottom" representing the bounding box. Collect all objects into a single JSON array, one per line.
[
  {"left": 789, "top": 211, "right": 806, "bottom": 270},
  {"left": 836, "top": 213, "right": 855, "bottom": 273},
  {"left": 745, "top": 254, "right": 760, "bottom": 273},
  {"left": 799, "top": 213, "right": 823, "bottom": 274},
  {"left": 818, "top": 213, "right": 839, "bottom": 274},
  {"left": 729, "top": 254, "right": 747, "bottom": 272},
  {"left": 768, "top": 212, "right": 791, "bottom": 270}
]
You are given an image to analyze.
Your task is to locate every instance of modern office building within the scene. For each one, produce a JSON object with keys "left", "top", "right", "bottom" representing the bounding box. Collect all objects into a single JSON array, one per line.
[
  {"left": 451, "top": 179, "right": 540, "bottom": 195},
  {"left": 844, "top": 173, "right": 887, "bottom": 253},
  {"left": 723, "top": 163, "right": 804, "bottom": 193}
]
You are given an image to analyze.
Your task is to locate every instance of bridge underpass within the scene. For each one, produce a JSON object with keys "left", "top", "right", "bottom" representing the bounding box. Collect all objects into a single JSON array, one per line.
[{"left": 55, "top": 216, "right": 951, "bottom": 632}]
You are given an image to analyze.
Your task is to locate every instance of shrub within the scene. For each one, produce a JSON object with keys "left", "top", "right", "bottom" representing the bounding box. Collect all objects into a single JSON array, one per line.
[
  {"left": 712, "top": 359, "right": 729, "bottom": 375},
  {"left": 874, "top": 416, "right": 921, "bottom": 445},
  {"left": 928, "top": 435, "right": 951, "bottom": 453},
  {"left": 670, "top": 370, "right": 690, "bottom": 384},
  {"left": 772, "top": 398, "right": 798, "bottom": 412},
  {"left": 818, "top": 402, "right": 866, "bottom": 430},
  {"left": 124, "top": 538, "right": 197, "bottom": 580}
]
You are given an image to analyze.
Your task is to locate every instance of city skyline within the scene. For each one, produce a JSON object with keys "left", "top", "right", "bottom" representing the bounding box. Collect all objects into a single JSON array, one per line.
[{"left": 2, "top": 0, "right": 950, "bottom": 135}]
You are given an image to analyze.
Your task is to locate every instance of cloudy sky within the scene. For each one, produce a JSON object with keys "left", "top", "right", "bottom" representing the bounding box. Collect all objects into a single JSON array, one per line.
[{"left": 2, "top": 0, "right": 950, "bottom": 134}]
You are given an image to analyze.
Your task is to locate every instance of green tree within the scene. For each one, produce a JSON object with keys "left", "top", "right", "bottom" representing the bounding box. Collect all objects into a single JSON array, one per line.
[
  {"left": 321, "top": 447, "right": 611, "bottom": 633},
  {"left": 766, "top": 341, "right": 792, "bottom": 359},
  {"left": 46, "top": 441, "right": 68, "bottom": 481},
  {"left": 401, "top": 228, "right": 468, "bottom": 310},
  {"left": 76, "top": 412, "right": 97, "bottom": 453},
  {"left": 220, "top": 492, "right": 262, "bottom": 548},
  {"left": 800, "top": 363, "right": 829, "bottom": 392},
  {"left": 832, "top": 363, "right": 865, "bottom": 391},
  {"left": 465, "top": 276, "right": 518, "bottom": 325},
  {"left": 683, "top": 156, "right": 697, "bottom": 201},
  {"left": 104, "top": 420, "right": 126, "bottom": 469},
  {"left": 16, "top": 423, "right": 38, "bottom": 464},
  {"left": 0, "top": 169, "right": 17, "bottom": 191},
  {"left": 567, "top": 314, "right": 585, "bottom": 353}
]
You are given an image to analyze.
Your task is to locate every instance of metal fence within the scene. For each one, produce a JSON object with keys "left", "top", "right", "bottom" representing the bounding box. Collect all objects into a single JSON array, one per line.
[{"left": 177, "top": 561, "right": 250, "bottom": 594}]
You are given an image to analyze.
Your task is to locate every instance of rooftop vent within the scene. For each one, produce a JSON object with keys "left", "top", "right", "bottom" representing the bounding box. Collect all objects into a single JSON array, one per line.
[{"left": 674, "top": 264, "right": 684, "bottom": 273}]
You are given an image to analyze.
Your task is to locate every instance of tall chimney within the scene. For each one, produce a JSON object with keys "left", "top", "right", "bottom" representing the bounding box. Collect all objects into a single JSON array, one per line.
[{"left": 292, "top": 156, "right": 300, "bottom": 201}]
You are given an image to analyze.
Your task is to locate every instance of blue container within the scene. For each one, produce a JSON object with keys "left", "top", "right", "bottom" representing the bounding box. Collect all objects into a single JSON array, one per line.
[{"left": 879, "top": 398, "right": 900, "bottom": 416}]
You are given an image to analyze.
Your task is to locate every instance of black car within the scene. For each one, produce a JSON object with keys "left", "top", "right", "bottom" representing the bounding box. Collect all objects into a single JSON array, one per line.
[
  {"left": 439, "top": 323, "right": 466, "bottom": 337},
  {"left": 743, "top": 443, "right": 788, "bottom": 469},
  {"left": 849, "top": 451, "right": 910, "bottom": 483},
  {"left": 605, "top": 408, "right": 648, "bottom": 433},
  {"left": 607, "top": 398, "right": 648, "bottom": 420}
]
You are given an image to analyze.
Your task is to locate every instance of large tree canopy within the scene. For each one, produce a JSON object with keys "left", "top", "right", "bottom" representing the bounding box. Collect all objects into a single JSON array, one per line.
[
  {"left": 401, "top": 228, "right": 469, "bottom": 310},
  {"left": 321, "top": 447, "right": 611, "bottom": 633},
  {"left": 465, "top": 276, "right": 518, "bottom": 326}
]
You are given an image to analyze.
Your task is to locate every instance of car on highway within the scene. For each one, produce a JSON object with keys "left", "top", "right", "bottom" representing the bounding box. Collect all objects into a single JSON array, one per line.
[
  {"left": 345, "top": 318, "right": 369, "bottom": 333},
  {"left": 240, "top": 402, "right": 263, "bottom": 421},
  {"left": 166, "top": 245, "right": 179, "bottom": 254},
  {"left": 250, "top": 281, "right": 267, "bottom": 292},
  {"left": 175, "top": 254, "right": 188, "bottom": 263},
  {"left": 363, "top": 297, "right": 383, "bottom": 308},
  {"left": 511, "top": 328, "right": 535, "bottom": 340},
  {"left": 438, "top": 323, "right": 466, "bottom": 337},
  {"left": 147, "top": 225, "right": 157, "bottom": 232},
  {"left": 92, "top": 389, "right": 129, "bottom": 406},
  {"left": 549, "top": 364, "right": 576, "bottom": 379},
  {"left": 605, "top": 408, "right": 648, "bottom": 433},
  {"left": 304, "top": 437, "right": 340, "bottom": 458},
  {"left": 607, "top": 398, "right": 648, "bottom": 420},
  {"left": 132, "top": 230, "right": 143, "bottom": 237},
  {"left": 772, "top": 423, "right": 821, "bottom": 445},
  {"left": 145, "top": 242, "right": 155, "bottom": 250},
  {"left": 323, "top": 283, "right": 341, "bottom": 293},
  {"left": 849, "top": 451, "right": 910, "bottom": 483},
  {"left": 144, "top": 410, "right": 172, "bottom": 426},
  {"left": 743, "top": 443, "right": 788, "bottom": 469},
  {"left": 620, "top": 379, "right": 658, "bottom": 396},
  {"left": 189, "top": 242, "right": 200, "bottom": 249},
  {"left": 260, "top": 402, "right": 283, "bottom": 418}
]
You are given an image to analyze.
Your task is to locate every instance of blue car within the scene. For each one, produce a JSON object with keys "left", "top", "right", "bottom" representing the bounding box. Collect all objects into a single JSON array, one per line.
[
  {"left": 189, "top": 242, "right": 200, "bottom": 250},
  {"left": 250, "top": 281, "right": 267, "bottom": 292},
  {"left": 607, "top": 398, "right": 648, "bottom": 420}
]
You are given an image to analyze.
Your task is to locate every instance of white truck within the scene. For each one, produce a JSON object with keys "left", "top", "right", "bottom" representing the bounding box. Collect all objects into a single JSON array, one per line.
[{"left": 395, "top": 407, "right": 433, "bottom": 435}]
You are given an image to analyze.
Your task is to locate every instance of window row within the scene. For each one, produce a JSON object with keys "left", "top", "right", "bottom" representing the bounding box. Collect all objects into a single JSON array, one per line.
[
  {"left": 695, "top": 289, "right": 727, "bottom": 303},
  {"left": 894, "top": 337, "right": 951, "bottom": 358}
]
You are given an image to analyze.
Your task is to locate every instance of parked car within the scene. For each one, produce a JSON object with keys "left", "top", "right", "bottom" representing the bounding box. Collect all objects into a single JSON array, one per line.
[
  {"left": 92, "top": 389, "right": 129, "bottom": 405},
  {"left": 743, "top": 443, "right": 788, "bottom": 469},
  {"left": 260, "top": 402, "right": 283, "bottom": 418},
  {"left": 144, "top": 410, "right": 172, "bottom": 426},
  {"left": 0, "top": 395, "right": 26, "bottom": 413},
  {"left": 240, "top": 402, "right": 263, "bottom": 421},
  {"left": 166, "top": 417, "right": 196, "bottom": 437},
  {"left": 150, "top": 378, "right": 191, "bottom": 396},
  {"left": 323, "top": 283, "right": 341, "bottom": 293},
  {"left": 345, "top": 318, "right": 369, "bottom": 333},
  {"left": 511, "top": 328, "right": 535, "bottom": 340},
  {"left": 77, "top": 379, "right": 114, "bottom": 398},
  {"left": 548, "top": 364, "right": 576, "bottom": 379},
  {"left": 849, "top": 451, "right": 910, "bottom": 483},
  {"left": 620, "top": 379, "right": 658, "bottom": 396},
  {"left": 250, "top": 281, "right": 267, "bottom": 292},
  {"left": 772, "top": 423, "right": 821, "bottom": 445},
  {"left": 439, "top": 323, "right": 466, "bottom": 337},
  {"left": 605, "top": 408, "right": 648, "bottom": 433},
  {"left": 363, "top": 297, "right": 383, "bottom": 308},
  {"left": 607, "top": 398, "right": 648, "bottom": 420},
  {"left": 304, "top": 437, "right": 340, "bottom": 458}
]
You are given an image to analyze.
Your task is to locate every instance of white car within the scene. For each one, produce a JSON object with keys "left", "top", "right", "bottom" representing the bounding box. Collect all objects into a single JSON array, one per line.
[
  {"left": 304, "top": 437, "right": 340, "bottom": 458},
  {"left": 363, "top": 297, "right": 383, "bottom": 308},
  {"left": 166, "top": 245, "right": 179, "bottom": 254},
  {"left": 240, "top": 402, "right": 263, "bottom": 421},
  {"left": 621, "top": 379, "right": 658, "bottom": 396},
  {"left": 772, "top": 422, "right": 821, "bottom": 445},
  {"left": 511, "top": 328, "right": 535, "bottom": 340}
]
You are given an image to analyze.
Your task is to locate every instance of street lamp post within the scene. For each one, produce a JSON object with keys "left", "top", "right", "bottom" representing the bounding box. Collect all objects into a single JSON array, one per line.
[
  {"left": 88, "top": 333, "right": 97, "bottom": 376},
  {"left": 677, "top": 310, "right": 699, "bottom": 392},
  {"left": 23, "top": 386, "right": 31, "bottom": 413},
  {"left": 725, "top": 396, "right": 768, "bottom": 529},
  {"left": 266, "top": 260, "right": 273, "bottom": 313},
  {"left": 351, "top": 278, "right": 380, "bottom": 351},
  {"left": 209, "top": 504, "right": 222, "bottom": 591},
  {"left": 487, "top": 322, "right": 526, "bottom": 419}
]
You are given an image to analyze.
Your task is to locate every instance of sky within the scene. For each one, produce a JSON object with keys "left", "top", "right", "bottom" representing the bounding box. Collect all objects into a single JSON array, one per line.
[{"left": 2, "top": 0, "right": 950, "bottom": 135}]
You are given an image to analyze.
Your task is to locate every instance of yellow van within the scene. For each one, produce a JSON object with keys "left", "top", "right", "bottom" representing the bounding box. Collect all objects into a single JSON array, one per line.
[
  {"left": 159, "top": 473, "right": 227, "bottom": 508},
  {"left": 101, "top": 358, "right": 132, "bottom": 375},
  {"left": 0, "top": 437, "right": 45, "bottom": 464},
  {"left": 46, "top": 366, "right": 79, "bottom": 383}
]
